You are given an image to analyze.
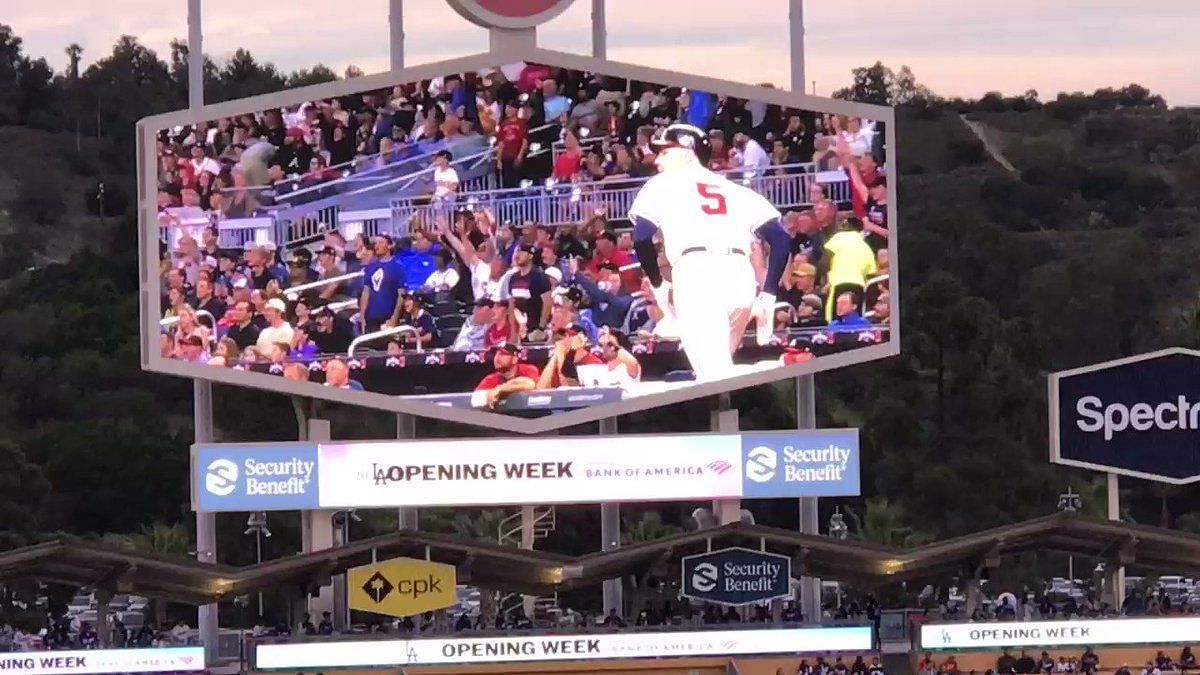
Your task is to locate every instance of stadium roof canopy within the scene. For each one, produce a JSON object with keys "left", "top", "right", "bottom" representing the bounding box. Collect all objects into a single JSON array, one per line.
[{"left": 3, "top": 512, "right": 1197, "bottom": 604}]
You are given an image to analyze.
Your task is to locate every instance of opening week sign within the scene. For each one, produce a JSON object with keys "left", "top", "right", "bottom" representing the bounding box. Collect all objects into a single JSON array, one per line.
[{"left": 192, "top": 430, "right": 860, "bottom": 512}]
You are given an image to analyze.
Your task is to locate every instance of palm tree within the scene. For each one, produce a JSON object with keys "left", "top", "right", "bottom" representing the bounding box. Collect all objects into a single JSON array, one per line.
[
  {"left": 423, "top": 509, "right": 507, "bottom": 627},
  {"left": 64, "top": 43, "right": 82, "bottom": 80},
  {"left": 103, "top": 522, "right": 190, "bottom": 628},
  {"left": 844, "top": 497, "right": 932, "bottom": 547}
]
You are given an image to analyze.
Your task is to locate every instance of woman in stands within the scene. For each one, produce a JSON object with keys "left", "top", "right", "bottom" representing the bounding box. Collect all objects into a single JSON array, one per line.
[
  {"left": 208, "top": 337, "right": 240, "bottom": 367},
  {"left": 172, "top": 305, "right": 212, "bottom": 361},
  {"left": 223, "top": 167, "right": 261, "bottom": 219}
]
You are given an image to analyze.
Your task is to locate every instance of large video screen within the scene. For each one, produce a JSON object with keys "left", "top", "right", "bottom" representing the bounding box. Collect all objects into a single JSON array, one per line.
[{"left": 144, "top": 59, "right": 895, "bottom": 427}]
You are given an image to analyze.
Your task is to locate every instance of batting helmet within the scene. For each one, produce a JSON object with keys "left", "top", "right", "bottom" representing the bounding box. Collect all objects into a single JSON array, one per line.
[{"left": 651, "top": 123, "right": 712, "bottom": 164}]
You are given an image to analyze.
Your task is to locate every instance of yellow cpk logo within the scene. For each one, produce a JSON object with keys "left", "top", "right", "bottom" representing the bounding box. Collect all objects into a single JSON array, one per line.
[{"left": 348, "top": 557, "right": 456, "bottom": 617}]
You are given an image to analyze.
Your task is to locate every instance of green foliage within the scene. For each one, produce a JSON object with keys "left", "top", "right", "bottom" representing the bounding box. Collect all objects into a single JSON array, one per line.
[
  {"left": 0, "top": 440, "right": 51, "bottom": 550},
  {"left": 620, "top": 512, "right": 681, "bottom": 546},
  {"left": 844, "top": 498, "right": 931, "bottom": 547}
]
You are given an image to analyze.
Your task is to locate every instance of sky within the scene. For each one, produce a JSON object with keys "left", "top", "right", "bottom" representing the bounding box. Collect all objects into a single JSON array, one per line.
[{"left": 5, "top": 0, "right": 1199, "bottom": 106}]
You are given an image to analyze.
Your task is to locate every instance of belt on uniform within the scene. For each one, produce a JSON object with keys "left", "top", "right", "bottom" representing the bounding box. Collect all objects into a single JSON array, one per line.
[{"left": 682, "top": 246, "right": 747, "bottom": 257}]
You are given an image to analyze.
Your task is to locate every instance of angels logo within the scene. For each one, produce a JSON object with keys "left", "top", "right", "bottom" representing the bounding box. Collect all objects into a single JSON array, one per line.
[
  {"left": 385, "top": 356, "right": 405, "bottom": 368},
  {"left": 464, "top": 352, "right": 484, "bottom": 364},
  {"left": 424, "top": 352, "right": 446, "bottom": 366},
  {"left": 347, "top": 359, "right": 364, "bottom": 370}
]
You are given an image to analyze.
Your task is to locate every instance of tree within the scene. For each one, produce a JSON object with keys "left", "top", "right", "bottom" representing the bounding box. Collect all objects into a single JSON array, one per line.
[
  {"left": 833, "top": 62, "right": 936, "bottom": 106},
  {"left": 620, "top": 512, "right": 681, "bottom": 616},
  {"left": 344, "top": 65, "right": 365, "bottom": 79},
  {"left": 844, "top": 498, "right": 930, "bottom": 547},
  {"left": 104, "top": 521, "right": 190, "bottom": 627},
  {"left": 64, "top": 43, "right": 82, "bottom": 80},
  {"left": 287, "top": 65, "right": 339, "bottom": 88},
  {"left": 0, "top": 441, "right": 50, "bottom": 550}
]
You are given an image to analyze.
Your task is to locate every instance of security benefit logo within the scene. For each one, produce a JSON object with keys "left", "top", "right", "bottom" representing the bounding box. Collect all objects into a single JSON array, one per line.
[
  {"left": 681, "top": 547, "right": 791, "bottom": 606},
  {"left": 740, "top": 431, "right": 860, "bottom": 498},
  {"left": 196, "top": 445, "right": 320, "bottom": 511},
  {"left": 348, "top": 557, "right": 456, "bottom": 618}
]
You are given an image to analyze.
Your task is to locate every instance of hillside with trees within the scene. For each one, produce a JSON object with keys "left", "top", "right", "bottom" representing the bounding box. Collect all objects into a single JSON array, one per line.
[{"left": 1, "top": 28, "right": 1200, "bottom": 614}]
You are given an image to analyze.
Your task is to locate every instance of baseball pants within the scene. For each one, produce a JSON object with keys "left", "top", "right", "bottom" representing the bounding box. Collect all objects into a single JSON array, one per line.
[{"left": 670, "top": 251, "right": 757, "bottom": 381}]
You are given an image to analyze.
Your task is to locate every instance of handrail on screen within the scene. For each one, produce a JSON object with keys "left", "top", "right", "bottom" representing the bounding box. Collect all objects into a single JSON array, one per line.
[
  {"left": 348, "top": 325, "right": 422, "bottom": 356},
  {"left": 282, "top": 271, "right": 365, "bottom": 301}
]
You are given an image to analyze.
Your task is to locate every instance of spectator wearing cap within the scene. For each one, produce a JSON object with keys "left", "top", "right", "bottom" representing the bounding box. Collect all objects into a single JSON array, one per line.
[
  {"left": 475, "top": 342, "right": 540, "bottom": 409},
  {"left": 396, "top": 295, "right": 436, "bottom": 348},
  {"left": 797, "top": 294, "right": 827, "bottom": 328},
  {"left": 313, "top": 245, "right": 347, "bottom": 301},
  {"left": 287, "top": 248, "right": 318, "bottom": 287},
  {"left": 829, "top": 291, "right": 871, "bottom": 332},
  {"left": 556, "top": 286, "right": 599, "bottom": 343},
  {"left": 485, "top": 301, "right": 521, "bottom": 349},
  {"left": 779, "top": 259, "right": 818, "bottom": 309},
  {"left": 538, "top": 322, "right": 602, "bottom": 389},
  {"left": 500, "top": 243, "right": 552, "bottom": 331},
  {"left": 496, "top": 101, "right": 529, "bottom": 188},
  {"left": 246, "top": 246, "right": 277, "bottom": 291},
  {"left": 453, "top": 299, "right": 494, "bottom": 351},
  {"left": 431, "top": 150, "right": 459, "bottom": 201},
  {"left": 277, "top": 127, "right": 314, "bottom": 176},
  {"left": 257, "top": 298, "right": 295, "bottom": 353},
  {"left": 226, "top": 301, "right": 261, "bottom": 351},
  {"left": 312, "top": 308, "right": 354, "bottom": 354},
  {"left": 176, "top": 334, "right": 208, "bottom": 363},
  {"left": 361, "top": 235, "right": 408, "bottom": 333},
  {"left": 587, "top": 231, "right": 637, "bottom": 293},
  {"left": 324, "top": 358, "right": 364, "bottom": 391},
  {"left": 822, "top": 217, "right": 877, "bottom": 321}
]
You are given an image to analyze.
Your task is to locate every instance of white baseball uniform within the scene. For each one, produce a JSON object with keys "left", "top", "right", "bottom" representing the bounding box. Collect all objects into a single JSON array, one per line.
[{"left": 628, "top": 162, "right": 780, "bottom": 381}]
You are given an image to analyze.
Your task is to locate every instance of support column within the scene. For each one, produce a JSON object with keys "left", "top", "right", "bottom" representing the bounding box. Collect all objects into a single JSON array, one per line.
[
  {"left": 788, "top": 0, "right": 806, "bottom": 94},
  {"left": 591, "top": 0, "right": 607, "bottom": 60},
  {"left": 520, "top": 505, "right": 536, "bottom": 617},
  {"left": 389, "top": 0, "right": 404, "bottom": 71},
  {"left": 796, "top": 375, "right": 821, "bottom": 623},
  {"left": 599, "top": 417, "right": 621, "bottom": 617},
  {"left": 712, "top": 396, "right": 741, "bottom": 525},
  {"left": 193, "top": 381, "right": 218, "bottom": 661},
  {"left": 301, "top": 419, "right": 335, "bottom": 626},
  {"left": 187, "top": 0, "right": 203, "bottom": 111},
  {"left": 397, "top": 414, "right": 419, "bottom": 530},
  {"left": 1107, "top": 473, "right": 1125, "bottom": 610}
]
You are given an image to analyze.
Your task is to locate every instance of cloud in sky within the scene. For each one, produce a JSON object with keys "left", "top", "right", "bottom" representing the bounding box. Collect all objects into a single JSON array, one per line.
[{"left": 6, "top": 0, "right": 1199, "bottom": 104}]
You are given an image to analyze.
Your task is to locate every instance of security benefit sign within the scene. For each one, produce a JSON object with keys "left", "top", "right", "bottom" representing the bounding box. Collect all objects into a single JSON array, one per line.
[
  {"left": 739, "top": 430, "right": 860, "bottom": 498},
  {"left": 348, "top": 557, "right": 456, "bottom": 618},
  {"left": 1050, "top": 348, "right": 1200, "bottom": 483},
  {"left": 681, "top": 547, "right": 791, "bottom": 606}
]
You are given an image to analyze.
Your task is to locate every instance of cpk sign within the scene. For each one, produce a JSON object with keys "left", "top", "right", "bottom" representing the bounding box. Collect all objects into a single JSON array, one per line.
[
  {"left": 192, "top": 430, "right": 860, "bottom": 512},
  {"left": 923, "top": 617, "right": 1200, "bottom": 649},
  {"left": 254, "top": 626, "right": 872, "bottom": 670},
  {"left": 682, "top": 547, "right": 791, "bottom": 606},
  {"left": 447, "top": 0, "right": 576, "bottom": 29},
  {"left": 1050, "top": 348, "right": 1200, "bottom": 483}
]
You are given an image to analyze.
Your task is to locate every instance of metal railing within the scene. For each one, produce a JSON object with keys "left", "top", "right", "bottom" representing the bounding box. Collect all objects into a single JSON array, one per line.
[
  {"left": 390, "top": 162, "right": 844, "bottom": 230},
  {"left": 347, "top": 325, "right": 422, "bottom": 356},
  {"left": 282, "top": 271, "right": 364, "bottom": 301}
]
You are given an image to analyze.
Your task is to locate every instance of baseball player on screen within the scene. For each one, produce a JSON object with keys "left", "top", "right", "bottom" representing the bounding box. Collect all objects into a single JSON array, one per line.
[{"left": 628, "top": 123, "right": 792, "bottom": 381}]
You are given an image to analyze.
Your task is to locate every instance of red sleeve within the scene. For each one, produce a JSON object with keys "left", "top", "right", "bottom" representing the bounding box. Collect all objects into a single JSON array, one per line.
[
  {"left": 518, "top": 363, "right": 541, "bottom": 380},
  {"left": 848, "top": 168, "right": 866, "bottom": 217},
  {"left": 586, "top": 256, "right": 602, "bottom": 276},
  {"left": 578, "top": 354, "right": 603, "bottom": 366},
  {"left": 475, "top": 373, "right": 501, "bottom": 391}
]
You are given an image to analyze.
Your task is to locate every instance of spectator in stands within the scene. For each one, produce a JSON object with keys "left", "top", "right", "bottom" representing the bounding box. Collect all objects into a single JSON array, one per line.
[
  {"left": 539, "top": 323, "right": 601, "bottom": 388},
  {"left": 453, "top": 299, "right": 493, "bottom": 351},
  {"left": 312, "top": 308, "right": 353, "bottom": 354},
  {"left": 422, "top": 249, "right": 460, "bottom": 293},
  {"left": 1081, "top": 648, "right": 1099, "bottom": 675},
  {"left": 1144, "top": 663, "right": 1162, "bottom": 675},
  {"left": 734, "top": 132, "right": 770, "bottom": 173},
  {"left": 1180, "top": 647, "right": 1195, "bottom": 672},
  {"left": 541, "top": 78, "right": 571, "bottom": 121},
  {"left": 290, "top": 323, "right": 318, "bottom": 359},
  {"left": 823, "top": 218, "right": 876, "bottom": 320},
  {"left": 324, "top": 359, "right": 363, "bottom": 390},
  {"left": 485, "top": 301, "right": 520, "bottom": 348},
  {"left": 257, "top": 298, "right": 295, "bottom": 353},
  {"left": 226, "top": 301, "right": 261, "bottom": 351},
  {"left": 1016, "top": 652, "right": 1038, "bottom": 674},
  {"left": 588, "top": 231, "right": 637, "bottom": 292},
  {"left": 431, "top": 150, "right": 459, "bottom": 201},
  {"left": 500, "top": 244, "right": 552, "bottom": 330},
  {"left": 602, "top": 608, "right": 626, "bottom": 628},
  {"left": 598, "top": 328, "right": 641, "bottom": 384},
  {"left": 209, "top": 337, "right": 240, "bottom": 367},
  {"left": 496, "top": 101, "right": 528, "bottom": 188},
  {"left": 997, "top": 650, "right": 1018, "bottom": 675},
  {"left": 475, "top": 343, "right": 539, "bottom": 409},
  {"left": 396, "top": 295, "right": 436, "bottom": 348},
  {"left": 174, "top": 334, "right": 207, "bottom": 363},
  {"left": 361, "top": 235, "right": 407, "bottom": 332},
  {"left": 1040, "top": 652, "right": 1056, "bottom": 674},
  {"left": 194, "top": 277, "right": 226, "bottom": 321},
  {"left": 288, "top": 248, "right": 318, "bottom": 287},
  {"left": 1115, "top": 666, "right": 1132, "bottom": 675},
  {"left": 870, "top": 291, "right": 890, "bottom": 325}
]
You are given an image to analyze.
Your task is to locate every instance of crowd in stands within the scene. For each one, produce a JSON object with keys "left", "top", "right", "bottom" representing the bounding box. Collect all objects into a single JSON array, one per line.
[
  {"left": 0, "top": 618, "right": 196, "bottom": 652},
  {"left": 157, "top": 63, "right": 890, "bottom": 393},
  {"left": 915, "top": 646, "right": 1199, "bottom": 675}
]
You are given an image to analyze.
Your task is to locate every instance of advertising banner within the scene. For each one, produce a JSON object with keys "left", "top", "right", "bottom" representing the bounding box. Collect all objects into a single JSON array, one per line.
[
  {"left": 193, "top": 430, "right": 860, "bottom": 512},
  {"left": 254, "top": 626, "right": 874, "bottom": 670},
  {"left": 348, "top": 557, "right": 457, "bottom": 618},
  {"left": 0, "top": 648, "right": 205, "bottom": 675},
  {"left": 922, "top": 617, "right": 1200, "bottom": 649},
  {"left": 681, "top": 547, "right": 791, "bottom": 606},
  {"left": 1050, "top": 348, "right": 1200, "bottom": 483}
]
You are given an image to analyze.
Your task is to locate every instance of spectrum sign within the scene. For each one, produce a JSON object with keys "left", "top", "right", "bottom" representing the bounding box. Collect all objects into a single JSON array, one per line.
[
  {"left": 254, "top": 626, "right": 873, "bottom": 669},
  {"left": 191, "top": 430, "right": 860, "bottom": 512}
]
